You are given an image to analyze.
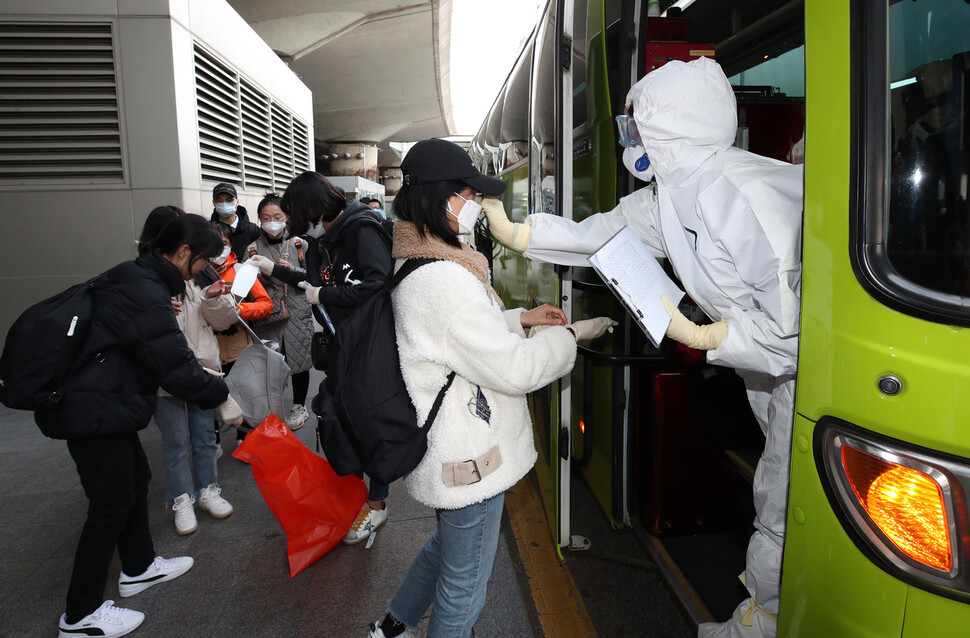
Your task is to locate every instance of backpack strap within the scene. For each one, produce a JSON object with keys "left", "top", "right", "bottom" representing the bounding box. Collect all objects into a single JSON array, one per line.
[
  {"left": 51, "top": 275, "right": 106, "bottom": 402},
  {"left": 385, "top": 257, "right": 439, "bottom": 292},
  {"left": 387, "top": 258, "right": 453, "bottom": 430},
  {"left": 422, "top": 371, "right": 457, "bottom": 429}
]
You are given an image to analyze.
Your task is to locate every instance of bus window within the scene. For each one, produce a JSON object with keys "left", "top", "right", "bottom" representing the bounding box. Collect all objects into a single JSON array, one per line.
[
  {"left": 530, "top": 3, "right": 558, "bottom": 216},
  {"left": 728, "top": 45, "right": 805, "bottom": 98},
  {"left": 501, "top": 42, "right": 532, "bottom": 171},
  {"left": 885, "top": 1, "right": 970, "bottom": 300},
  {"left": 573, "top": 0, "right": 589, "bottom": 129}
]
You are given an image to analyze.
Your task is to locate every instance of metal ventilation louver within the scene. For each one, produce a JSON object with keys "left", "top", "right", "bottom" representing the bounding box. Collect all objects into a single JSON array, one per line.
[
  {"left": 194, "top": 42, "right": 312, "bottom": 193},
  {"left": 0, "top": 22, "right": 123, "bottom": 183},
  {"left": 292, "top": 118, "right": 310, "bottom": 174},
  {"left": 194, "top": 44, "right": 243, "bottom": 184},
  {"left": 240, "top": 79, "right": 273, "bottom": 190},
  {"left": 270, "top": 102, "right": 294, "bottom": 189}
]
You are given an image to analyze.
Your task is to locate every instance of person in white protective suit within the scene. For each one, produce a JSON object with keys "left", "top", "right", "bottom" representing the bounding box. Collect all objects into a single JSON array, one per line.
[{"left": 482, "top": 57, "right": 803, "bottom": 638}]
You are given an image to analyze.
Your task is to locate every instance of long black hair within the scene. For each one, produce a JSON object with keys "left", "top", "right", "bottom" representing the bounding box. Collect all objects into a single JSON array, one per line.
[
  {"left": 393, "top": 178, "right": 464, "bottom": 248},
  {"left": 280, "top": 172, "right": 345, "bottom": 236},
  {"left": 141, "top": 214, "right": 223, "bottom": 266}
]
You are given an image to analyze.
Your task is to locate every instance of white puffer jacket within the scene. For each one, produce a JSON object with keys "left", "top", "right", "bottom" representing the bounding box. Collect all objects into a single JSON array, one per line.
[{"left": 392, "top": 259, "right": 576, "bottom": 510}]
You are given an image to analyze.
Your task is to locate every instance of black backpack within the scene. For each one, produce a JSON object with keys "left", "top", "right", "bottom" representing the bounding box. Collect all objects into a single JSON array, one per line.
[
  {"left": 313, "top": 258, "right": 456, "bottom": 485},
  {"left": 0, "top": 276, "right": 103, "bottom": 411}
]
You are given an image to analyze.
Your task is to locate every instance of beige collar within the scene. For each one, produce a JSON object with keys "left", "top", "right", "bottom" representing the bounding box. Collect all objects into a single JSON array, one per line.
[{"left": 392, "top": 221, "right": 490, "bottom": 283}]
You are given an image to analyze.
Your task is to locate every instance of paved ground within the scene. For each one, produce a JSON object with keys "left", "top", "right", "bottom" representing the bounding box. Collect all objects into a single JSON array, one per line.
[
  {"left": 0, "top": 364, "right": 699, "bottom": 638},
  {"left": 0, "top": 370, "right": 539, "bottom": 638}
]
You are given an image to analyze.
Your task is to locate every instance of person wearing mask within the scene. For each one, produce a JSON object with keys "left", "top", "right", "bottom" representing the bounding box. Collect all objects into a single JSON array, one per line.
[
  {"left": 364, "top": 138, "right": 614, "bottom": 638},
  {"left": 210, "top": 182, "right": 261, "bottom": 262},
  {"left": 481, "top": 58, "right": 803, "bottom": 638},
  {"left": 248, "top": 172, "right": 397, "bottom": 545},
  {"left": 49, "top": 214, "right": 236, "bottom": 638},
  {"left": 361, "top": 197, "right": 385, "bottom": 217},
  {"left": 246, "top": 193, "right": 314, "bottom": 431},
  {"left": 138, "top": 207, "right": 242, "bottom": 536},
  {"left": 212, "top": 224, "right": 273, "bottom": 444}
]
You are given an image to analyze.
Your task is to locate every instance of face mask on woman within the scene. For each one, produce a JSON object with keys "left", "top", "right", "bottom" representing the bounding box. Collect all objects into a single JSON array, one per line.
[
  {"left": 211, "top": 245, "right": 231, "bottom": 266},
  {"left": 447, "top": 193, "right": 482, "bottom": 235},
  {"left": 215, "top": 202, "right": 237, "bottom": 218},
  {"left": 261, "top": 220, "right": 287, "bottom": 237}
]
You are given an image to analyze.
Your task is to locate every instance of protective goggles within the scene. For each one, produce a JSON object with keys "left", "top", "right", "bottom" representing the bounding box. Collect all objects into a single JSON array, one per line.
[{"left": 615, "top": 114, "right": 642, "bottom": 148}]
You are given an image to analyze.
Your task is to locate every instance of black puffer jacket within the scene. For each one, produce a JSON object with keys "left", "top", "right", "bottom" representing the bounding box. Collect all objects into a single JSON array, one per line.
[
  {"left": 34, "top": 251, "right": 229, "bottom": 439},
  {"left": 210, "top": 204, "right": 261, "bottom": 262},
  {"left": 273, "top": 201, "right": 393, "bottom": 327}
]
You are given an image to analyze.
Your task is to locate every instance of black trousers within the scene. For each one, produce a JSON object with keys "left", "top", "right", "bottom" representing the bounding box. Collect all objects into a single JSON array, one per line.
[{"left": 65, "top": 431, "right": 155, "bottom": 623}]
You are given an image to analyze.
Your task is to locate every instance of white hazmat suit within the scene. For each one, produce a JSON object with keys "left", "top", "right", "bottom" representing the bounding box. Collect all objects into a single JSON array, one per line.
[{"left": 485, "top": 57, "right": 803, "bottom": 638}]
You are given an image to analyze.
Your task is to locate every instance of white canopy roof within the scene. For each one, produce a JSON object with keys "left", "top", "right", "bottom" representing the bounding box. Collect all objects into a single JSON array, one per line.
[{"left": 227, "top": 0, "right": 456, "bottom": 146}]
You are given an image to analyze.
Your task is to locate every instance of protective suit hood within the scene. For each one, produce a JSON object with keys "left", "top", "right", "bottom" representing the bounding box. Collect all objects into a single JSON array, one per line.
[{"left": 626, "top": 57, "right": 737, "bottom": 186}]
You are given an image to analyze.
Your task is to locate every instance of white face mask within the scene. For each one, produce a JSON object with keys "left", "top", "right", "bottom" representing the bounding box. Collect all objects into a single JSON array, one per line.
[
  {"left": 215, "top": 202, "right": 237, "bottom": 218},
  {"left": 447, "top": 193, "right": 482, "bottom": 235},
  {"left": 622, "top": 145, "right": 654, "bottom": 182},
  {"left": 211, "top": 245, "right": 231, "bottom": 266},
  {"left": 261, "top": 220, "right": 287, "bottom": 237}
]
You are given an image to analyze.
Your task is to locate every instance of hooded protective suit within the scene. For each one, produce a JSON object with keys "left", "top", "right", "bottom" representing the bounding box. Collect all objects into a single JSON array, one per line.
[{"left": 497, "top": 58, "right": 803, "bottom": 638}]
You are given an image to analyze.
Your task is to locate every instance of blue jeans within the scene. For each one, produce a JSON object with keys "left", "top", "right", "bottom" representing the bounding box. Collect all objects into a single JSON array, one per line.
[
  {"left": 154, "top": 396, "right": 219, "bottom": 503},
  {"left": 387, "top": 492, "right": 505, "bottom": 638},
  {"left": 369, "top": 480, "right": 389, "bottom": 502}
]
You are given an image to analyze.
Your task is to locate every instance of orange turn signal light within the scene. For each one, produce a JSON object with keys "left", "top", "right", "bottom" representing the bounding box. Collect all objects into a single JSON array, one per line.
[{"left": 841, "top": 445, "right": 952, "bottom": 572}]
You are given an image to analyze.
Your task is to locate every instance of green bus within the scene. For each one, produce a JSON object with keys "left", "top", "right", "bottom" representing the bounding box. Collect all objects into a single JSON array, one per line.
[{"left": 469, "top": 0, "right": 970, "bottom": 634}]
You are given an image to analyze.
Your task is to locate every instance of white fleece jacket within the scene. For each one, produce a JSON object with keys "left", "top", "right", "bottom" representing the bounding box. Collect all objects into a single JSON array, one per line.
[{"left": 392, "top": 259, "right": 577, "bottom": 510}]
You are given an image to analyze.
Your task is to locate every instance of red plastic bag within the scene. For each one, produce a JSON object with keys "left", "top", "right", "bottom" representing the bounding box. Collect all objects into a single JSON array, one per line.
[{"left": 232, "top": 414, "right": 367, "bottom": 577}]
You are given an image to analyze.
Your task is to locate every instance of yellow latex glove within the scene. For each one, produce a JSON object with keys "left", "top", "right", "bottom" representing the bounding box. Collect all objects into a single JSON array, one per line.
[
  {"left": 660, "top": 295, "right": 727, "bottom": 350},
  {"left": 482, "top": 198, "right": 531, "bottom": 252}
]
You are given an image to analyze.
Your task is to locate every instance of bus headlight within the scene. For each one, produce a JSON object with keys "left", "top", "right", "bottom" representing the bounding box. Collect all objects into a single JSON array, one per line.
[{"left": 816, "top": 418, "right": 970, "bottom": 601}]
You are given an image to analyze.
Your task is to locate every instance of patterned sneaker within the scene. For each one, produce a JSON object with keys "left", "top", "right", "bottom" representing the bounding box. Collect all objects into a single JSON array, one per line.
[
  {"left": 196, "top": 484, "right": 233, "bottom": 519},
  {"left": 118, "top": 555, "right": 194, "bottom": 598},
  {"left": 172, "top": 493, "right": 197, "bottom": 535},
  {"left": 58, "top": 600, "right": 144, "bottom": 638},
  {"left": 367, "top": 614, "right": 417, "bottom": 638},
  {"left": 344, "top": 503, "right": 388, "bottom": 545},
  {"left": 287, "top": 404, "right": 309, "bottom": 430}
]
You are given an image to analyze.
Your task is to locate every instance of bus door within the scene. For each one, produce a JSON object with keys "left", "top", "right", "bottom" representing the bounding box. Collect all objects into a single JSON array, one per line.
[{"left": 527, "top": 0, "right": 575, "bottom": 550}]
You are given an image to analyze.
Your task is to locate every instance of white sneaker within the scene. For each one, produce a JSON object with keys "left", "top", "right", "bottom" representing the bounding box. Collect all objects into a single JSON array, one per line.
[
  {"left": 118, "top": 555, "right": 194, "bottom": 598},
  {"left": 171, "top": 493, "right": 197, "bottom": 535},
  {"left": 344, "top": 503, "right": 388, "bottom": 545},
  {"left": 59, "top": 600, "right": 144, "bottom": 638},
  {"left": 287, "top": 403, "right": 309, "bottom": 430},
  {"left": 197, "top": 484, "right": 233, "bottom": 519}
]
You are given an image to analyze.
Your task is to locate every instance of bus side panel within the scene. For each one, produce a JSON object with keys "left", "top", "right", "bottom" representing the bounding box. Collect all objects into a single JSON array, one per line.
[
  {"left": 900, "top": 586, "right": 970, "bottom": 638},
  {"left": 786, "top": 0, "right": 970, "bottom": 634},
  {"left": 780, "top": 416, "right": 906, "bottom": 638}
]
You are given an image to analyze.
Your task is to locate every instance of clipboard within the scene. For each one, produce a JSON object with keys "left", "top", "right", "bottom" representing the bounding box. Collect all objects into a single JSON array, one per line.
[{"left": 587, "top": 226, "right": 684, "bottom": 348}]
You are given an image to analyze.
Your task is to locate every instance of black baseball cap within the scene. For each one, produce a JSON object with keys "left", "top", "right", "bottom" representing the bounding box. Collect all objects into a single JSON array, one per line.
[
  {"left": 401, "top": 138, "right": 506, "bottom": 196},
  {"left": 212, "top": 183, "right": 237, "bottom": 198}
]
